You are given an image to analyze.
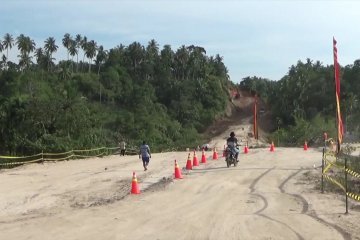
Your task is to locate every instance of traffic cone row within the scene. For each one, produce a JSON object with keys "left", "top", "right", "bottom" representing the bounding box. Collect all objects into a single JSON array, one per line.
[{"left": 131, "top": 140, "right": 311, "bottom": 195}]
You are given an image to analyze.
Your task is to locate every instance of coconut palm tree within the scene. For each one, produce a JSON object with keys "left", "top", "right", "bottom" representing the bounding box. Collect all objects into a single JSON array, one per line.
[
  {"left": 3, "top": 33, "right": 14, "bottom": 60},
  {"left": 0, "top": 54, "right": 6, "bottom": 70},
  {"left": 81, "top": 36, "right": 88, "bottom": 72},
  {"left": 75, "top": 34, "right": 82, "bottom": 72},
  {"left": 85, "top": 40, "right": 97, "bottom": 73},
  {"left": 62, "top": 33, "right": 72, "bottom": 61},
  {"left": 44, "top": 37, "right": 58, "bottom": 72},
  {"left": 16, "top": 34, "right": 36, "bottom": 71},
  {"left": 95, "top": 45, "right": 107, "bottom": 75},
  {"left": 35, "top": 47, "right": 46, "bottom": 70},
  {"left": 69, "top": 40, "right": 78, "bottom": 72}
]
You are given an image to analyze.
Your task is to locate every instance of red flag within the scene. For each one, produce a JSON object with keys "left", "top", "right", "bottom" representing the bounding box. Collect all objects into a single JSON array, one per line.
[{"left": 333, "top": 37, "right": 344, "bottom": 147}]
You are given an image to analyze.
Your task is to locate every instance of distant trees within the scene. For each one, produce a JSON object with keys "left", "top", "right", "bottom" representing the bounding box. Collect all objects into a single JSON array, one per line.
[
  {"left": 0, "top": 33, "right": 230, "bottom": 155},
  {"left": 239, "top": 58, "right": 360, "bottom": 146}
]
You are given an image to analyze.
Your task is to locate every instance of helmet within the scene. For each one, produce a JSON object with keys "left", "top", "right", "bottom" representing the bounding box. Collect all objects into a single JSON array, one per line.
[{"left": 230, "top": 132, "right": 235, "bottom": 137}]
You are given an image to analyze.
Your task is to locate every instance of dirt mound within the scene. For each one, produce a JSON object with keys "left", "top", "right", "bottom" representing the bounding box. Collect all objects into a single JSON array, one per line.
[{"left": 204, "top": 90, "right": 274, "bottom": 149}]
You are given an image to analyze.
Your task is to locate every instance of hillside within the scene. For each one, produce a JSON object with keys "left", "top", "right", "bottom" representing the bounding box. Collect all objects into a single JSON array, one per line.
[{"left": 205, "top": 90, "right": 274, "bottom": 150}]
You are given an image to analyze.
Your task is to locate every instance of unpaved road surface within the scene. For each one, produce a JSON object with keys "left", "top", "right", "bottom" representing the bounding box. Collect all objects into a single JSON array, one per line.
[{"left": 1, "top": 147, "right": 359, "bottom": 240}]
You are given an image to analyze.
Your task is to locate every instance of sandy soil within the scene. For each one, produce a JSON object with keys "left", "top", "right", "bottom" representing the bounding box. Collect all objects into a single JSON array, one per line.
[
  {"left": 1, "top": 94, "right": 359, "bottom": 240},
  {"left": 0, "top": 146, "right": 359, "bottom": 240}
]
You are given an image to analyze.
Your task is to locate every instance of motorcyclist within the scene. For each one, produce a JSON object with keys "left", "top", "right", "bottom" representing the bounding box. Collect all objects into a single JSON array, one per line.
[{"left": 226, "top": 131, "right": 239, "bottom": 162}]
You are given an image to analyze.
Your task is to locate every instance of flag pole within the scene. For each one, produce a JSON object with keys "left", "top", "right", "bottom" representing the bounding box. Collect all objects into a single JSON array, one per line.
[{"left": 333, "top": 37, "right": 343, "bottom": 153}]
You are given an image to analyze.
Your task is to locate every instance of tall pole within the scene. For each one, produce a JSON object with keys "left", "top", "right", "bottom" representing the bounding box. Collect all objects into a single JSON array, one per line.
[
  {"left": 321, "top": 148, "right": 324, "bottom": 193},
  {"left": 345, "top": 157, "right": 348, "bottom": 214},
  {"left": 255, "top": 94, "right": 259, "bottom": 140}
]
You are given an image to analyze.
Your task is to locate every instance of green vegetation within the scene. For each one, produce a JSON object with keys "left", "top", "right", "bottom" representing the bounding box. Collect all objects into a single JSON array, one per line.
[
  {"left": 0, "top": 34, "right": 230, "bottom": 155},
  {"left": 2, "top": 32, "right": 360, "bottom": 155},
  {"left": 240, "top": 59, "right": 360, "bottom": 146}
]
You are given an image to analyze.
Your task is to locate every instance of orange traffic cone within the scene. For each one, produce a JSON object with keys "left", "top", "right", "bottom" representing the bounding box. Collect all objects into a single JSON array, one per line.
[
  {"left": 304, "top": 141, "right": 308, "bottom": 151},
  {"left": 270, "top": 141, "right": 275, "bottom": 152},
  {"left": 186, "top": 153, "right": 193, "bottom": 170},
  {"left": 174, "top": 160, "right": 183, "bottom": 179},
  {"left": 244, "top": 144, "right": 249, "bottom": 154},
  {"left": 201, "top": 149, "right": 207, "bottom": 163},
  {"left": 193, "top": 151, "right": 199, "bottom": 166},
  {"left": 131, "top": 172, "right": 140, "bottom": 194},
  {"left": 212, "top": 148, "right": 218, "bottom": 160}
]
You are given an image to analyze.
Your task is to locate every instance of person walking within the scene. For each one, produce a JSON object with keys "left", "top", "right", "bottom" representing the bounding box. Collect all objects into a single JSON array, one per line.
[
  {"left": 119, "top": 140, "right": 126, "bottom": 156},
  {"left": 139, "top": 141, "right": 151, "bottom": 171}
]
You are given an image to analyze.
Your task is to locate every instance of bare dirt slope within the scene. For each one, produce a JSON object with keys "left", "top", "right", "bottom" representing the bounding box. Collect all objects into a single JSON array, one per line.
[{"left": 207, "top": 90, "right": 272, "bottom": 150}]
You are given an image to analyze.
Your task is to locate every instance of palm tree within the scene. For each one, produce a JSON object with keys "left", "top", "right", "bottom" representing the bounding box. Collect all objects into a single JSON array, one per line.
[
  {"left": 145, "top": 39, "right": 159, "bottom": 80},
  {"left": 85, "top": 40, "right": 97, "bottom": 73},
  {"left": 0, "top": 54, "right": 6, "bottom": 70},
  {"left": 16, "top": 34, "right": 36, "bottom": 71},
  {"left": 0, "top": 42, "right": 3, "bottom": 69},
  {"left": 175, "top": 45, "right": 189, "bottom": 80},
  {"left": 126, "top": 42, "right": 145, "bottom": 74},
  {"left": 95, "top": 45, "right": 107, "bottom": 75},
  {"left": 95, "top": 45, "right": 107, "bottom": 103},
  {"left": 69, "top": 40, "right": 78, "bottom": 72},
  {"left": 34, "top": 47, "right": 43, "bottom": 63},
  {"left": 35, "top": 47, "right": 46, "bottom": 79},
  {"left": 44, "top": 37, "right": 58, "bottom": 72},
  {"left": 18, "top": 53, "right": 32, "bottom": 71},
  {"left": 62, "top": 33, "right": 72, "bottom": 61},
  {"left": 16, "top": 34, "right": 28, "bottom": 56},
  {"left": 58, "top": 62, "right": 71, "bottom": 81},
  {"left": 35, "top": 47, "right": 47, "bottom": 70},
  {"left": 75, "top": 34, "right": 82, "bottom": 72},
  {"left": 3, "top": 33, "right": 14, "bottom": 60},
  {"left": 81, "top": 36, "right": 87, "bottom": 72}
]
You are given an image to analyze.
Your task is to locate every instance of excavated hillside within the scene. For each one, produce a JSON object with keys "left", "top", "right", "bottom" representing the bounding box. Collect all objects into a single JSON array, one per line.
[{"left": 205, "top": 90, "right": 274, "bottom": 149}]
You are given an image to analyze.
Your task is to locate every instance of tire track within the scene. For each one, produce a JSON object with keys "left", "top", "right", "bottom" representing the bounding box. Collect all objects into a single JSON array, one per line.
[
  {"left": 279, "top": 169, "right": 351, "bottom": 240},
  {"left": 249, "top": 168, "right": 272, "bottom": 214},
  {"left": 279, "top": 169, "right": 309, "bottom": 214},
  {"left": 249, "top": 167, "right": 305, "bottom": 240}
]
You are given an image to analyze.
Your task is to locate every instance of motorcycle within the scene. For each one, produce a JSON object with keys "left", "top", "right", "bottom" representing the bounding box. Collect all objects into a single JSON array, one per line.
[{"left": 225, "top": 146, "right": 239, "bottom": 167}]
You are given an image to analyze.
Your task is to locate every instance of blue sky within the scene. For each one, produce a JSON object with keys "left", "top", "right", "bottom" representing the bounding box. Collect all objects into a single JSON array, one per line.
[{"left": 1, "top": 0, "right": 360, "bottom": 82}]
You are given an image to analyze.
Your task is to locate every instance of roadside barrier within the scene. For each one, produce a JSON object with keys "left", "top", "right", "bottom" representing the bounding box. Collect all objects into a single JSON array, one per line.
[
  {"left": 0, "top": 146, "right": 140, "bottom": 169},
  {"left": 0, "top": 144, "right": 188, "bottom": 170},
  {"left": 321, "top": 143, "right": 360, "bottom": 213}
]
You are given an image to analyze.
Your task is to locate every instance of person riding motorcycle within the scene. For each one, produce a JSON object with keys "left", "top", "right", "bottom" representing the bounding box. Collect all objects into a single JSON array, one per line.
[{"left": 226, "top": 131, "right": 239, "bottom": 162}]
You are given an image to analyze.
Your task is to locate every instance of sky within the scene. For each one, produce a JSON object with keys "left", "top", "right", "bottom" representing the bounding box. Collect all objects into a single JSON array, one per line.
[{"left": 1, "top": 0, "right": 360, "bottom": 82}]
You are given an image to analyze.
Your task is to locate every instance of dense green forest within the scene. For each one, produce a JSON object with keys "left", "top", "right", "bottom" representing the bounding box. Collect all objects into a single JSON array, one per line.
[
  {"left": 0, "top": 33, "right": 230, "bottom": 155},
  {"left": 1, "top": 33, "right": 359, "bottom": 155},
  {"left": 239, "top": 58, "right": 360, "bottom": 146}
]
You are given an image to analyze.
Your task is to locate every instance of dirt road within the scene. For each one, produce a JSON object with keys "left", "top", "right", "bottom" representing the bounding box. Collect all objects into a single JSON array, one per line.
[{"left": 1, "top": 146, "right": 359, "bottom": 240}]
